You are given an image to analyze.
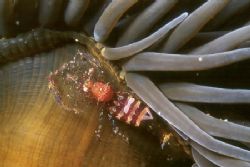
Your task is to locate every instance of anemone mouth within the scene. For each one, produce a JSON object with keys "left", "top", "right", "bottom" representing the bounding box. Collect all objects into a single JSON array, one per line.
[{"left": 1, "top": 0, "right": 250, "bottom": 167}]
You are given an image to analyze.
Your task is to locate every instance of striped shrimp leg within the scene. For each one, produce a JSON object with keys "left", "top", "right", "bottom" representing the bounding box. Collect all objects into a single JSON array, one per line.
[{"left": 108, "top": 92, "right": 153, "bottom": 127}]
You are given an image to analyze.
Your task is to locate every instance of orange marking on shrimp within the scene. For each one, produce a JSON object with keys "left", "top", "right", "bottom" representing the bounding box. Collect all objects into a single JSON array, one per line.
[{"left": 90, "top": 81, "right": 114, "bottom": 102}]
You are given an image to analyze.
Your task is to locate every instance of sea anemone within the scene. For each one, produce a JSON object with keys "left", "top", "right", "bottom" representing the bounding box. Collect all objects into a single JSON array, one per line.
[{"left": 1, "top": 0, "right": 250, "bottom": 166}]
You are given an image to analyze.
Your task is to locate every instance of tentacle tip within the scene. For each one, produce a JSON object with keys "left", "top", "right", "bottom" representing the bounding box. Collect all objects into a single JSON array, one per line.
[
  {"left": 100, "top": 47, "right": 107, "bottom": 57},
  {"left": 64, "top": 19, "right": 77, "bottom": 27},
  {"left": 182, "top": 12, "right": 189, "bottom": 18},
  {"left": 122, "top": 64, "right": 129, "bottom": 71},
  {"left": 94, "top": 31, "right": 102, "bottom": 42},
  {"left": 100, "top": 48, "right": 117, "bottom": 61}
]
